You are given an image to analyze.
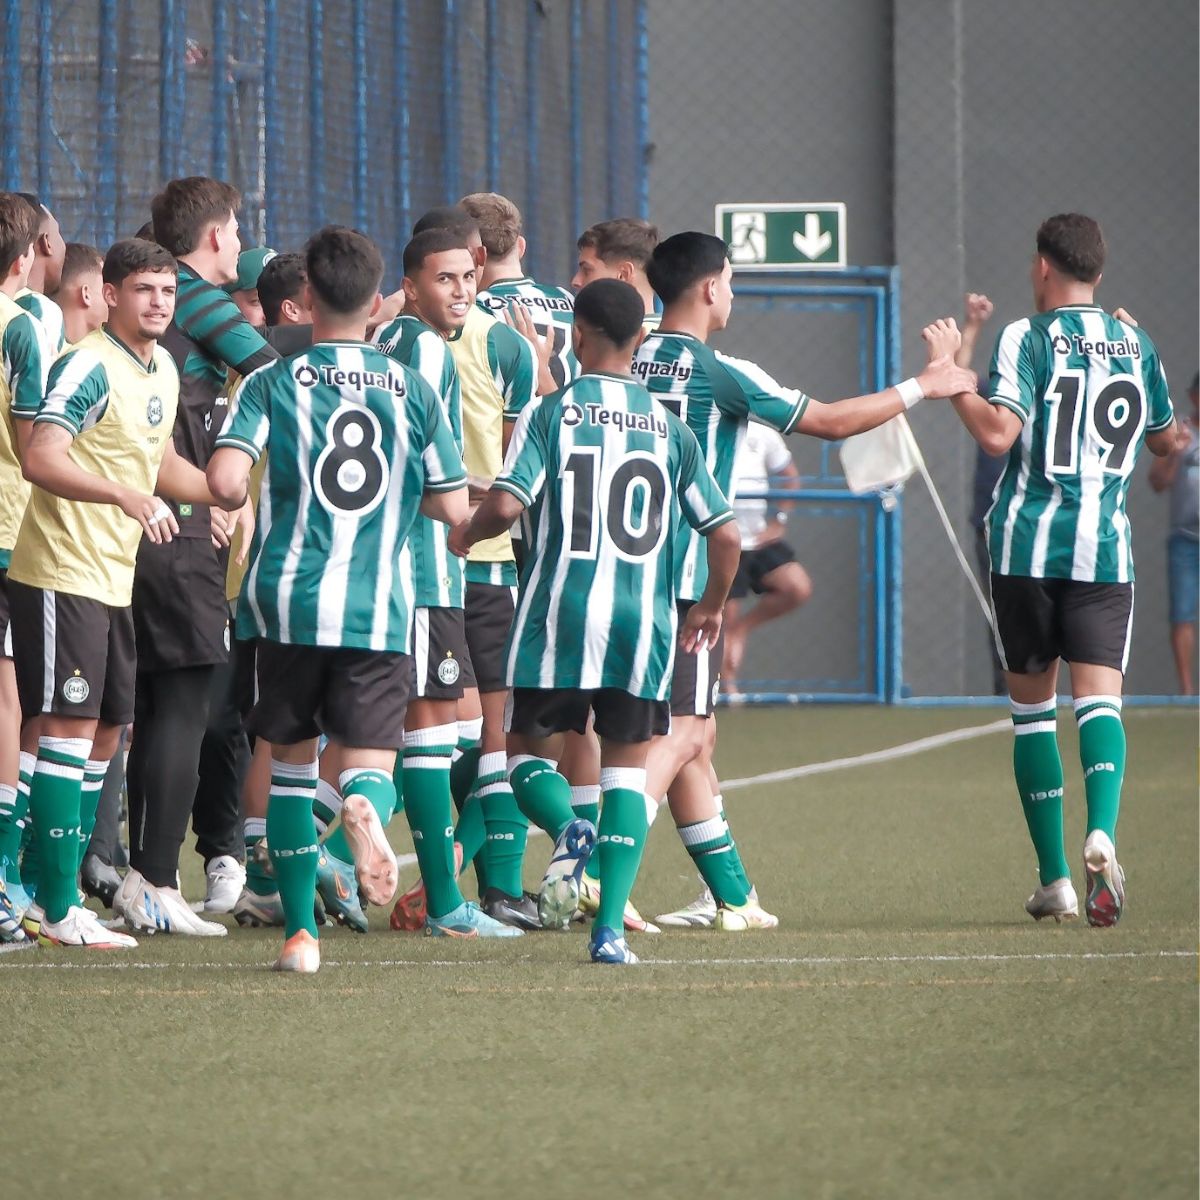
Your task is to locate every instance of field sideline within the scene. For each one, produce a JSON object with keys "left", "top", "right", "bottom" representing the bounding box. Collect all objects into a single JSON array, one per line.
[{"left": 7, "top": 706, "right": 1197, "bottom": 1199}]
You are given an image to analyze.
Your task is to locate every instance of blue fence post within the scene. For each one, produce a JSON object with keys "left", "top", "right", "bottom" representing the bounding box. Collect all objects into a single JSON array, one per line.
[
  {"left": 1, "top": 0, "right": 19, "bottom": 190},
  {"left": 36, "top": 0, "right": 51, "bottom": 200},
  {"left": 263, "top": 0, "right": 280, "bottom": 246},
  {"left": 885, "top": 265, "right": 904, "bottom": 703},
  {"left": 523, "top": 0, "right": 540, "bottom": 273},
  {"left": 442, "top": 0, "right": 460, "bottom": 203},
  {"left": 159, "top": 0, "right": 180, "bottom": 182},
  {"left": 605, "top": 1, "right": 619, "bottom": 218},
  {"left": 392, "top": 0, "right": 410, "bottom": 263},
  {"left": 308, "top": 0, "right": 325, "bottom": 231},
  {"left": 96, "top": 0, "right": 118, "bottom": 244},
  {"left": 211, "top": 0, "right": 229, "bottom": 179},
  {"left": 634, "top": 0, "right": 649, "bottom": 220},
  {"left": 352, "top": 0, "right": 367, "bottom": 229},
  {"left": 484, "top": 0, "right": 499, "bottom": 189},
  {"left": 568, "top": 0, "right": 582, "bottom": 248}
]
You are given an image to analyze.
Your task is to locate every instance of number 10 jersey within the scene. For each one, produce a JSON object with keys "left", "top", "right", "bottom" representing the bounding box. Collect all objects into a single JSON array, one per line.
[
  {"left": 494, "top": 373, "right": 734, "bottom": 700},
  {"left": 985, "top": 305, "right": 1174, "bottom": 583}
]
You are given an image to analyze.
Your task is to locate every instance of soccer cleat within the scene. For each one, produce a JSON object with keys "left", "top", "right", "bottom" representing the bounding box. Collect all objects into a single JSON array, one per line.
[
  {"left": 0, "top": 880, "right": 26, "bottom": 943},
  {"left": 537, "top": 818, "right": 596, "bottom": 931},
  {"left": 316, "top": 850, "right": 369, "bottom": 933},
  {"left": 38, "top": 905, "right": 138, "bottom": 949},
  {"left": 233, "top": 887, "right": 286, "bottom": 928},
  {"left": 425, "top": 901, "right": 525, "bottom": 938},
  {"left": 389, "top": 877, "right": 427, "bottom": 931},
  {"left": 1083, "top": 830, "right": 1126, "bottom": 928},
  {"left": 589, "top": 924, "right": 638, "bottom": 965},
  {"left": 201, "top": 855, "right": 246, "bottom": 914},
  {"left": 21, "top": 901, "right": 44, "bottom": 938},
  {"left": 578, "top": 874, "right": 660, "bottom": 933},
  {"left": 81, "top": 854, "right": 122, "bottom": 910},
  {"left": 655, "top": 886, "right": 718, "bottom": 929},
  {"left": 252, "top": 837, "right": 275, "bottom": 879},
  {"left": 713, "top": 896, "right": 780, "bottom": 931},
  {"left": 115, "top": 871, "right": 228, "bottom": 936},
  {"left": 337, "top": 793, "right": 398, "bottom": 907},
  {"left": 1024, "top": 876, "right": 1079, "bottom": 923},
  {"left": 1, "top": 871, "right": 32, "bottom": 924},
  {"left": 480, "top": 887, "right": 541, "bottom": 931},
  {"left": 272, "top": 929, "right": 320, "bottom": 974}
]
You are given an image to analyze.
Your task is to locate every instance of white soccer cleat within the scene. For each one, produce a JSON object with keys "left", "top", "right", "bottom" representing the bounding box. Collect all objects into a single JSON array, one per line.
[
  {"left": 655, "top": 886, "right": 718, "bottom": 929},
  {"left": 578, "top": 874, "right": 660, "bottom": 933},
  {"left": 273, "top": 929, "right": 320, "bottom": 974},
  {"left": 1083, "top": 830, "right": 1126, "bottom": 928},
  {"left": 200, "top": 855, "right": 246, "bottom": 913},
  {"left": 1024, "top": 876, "right": 1079, "bottom": 923},
  {"left": 116, "top": 871, "right": 228, "bottom": 936},
  {"left": 713, "top": 895, "right": 780, "bottom": 931},
  {"left": 338, "top": 794, "right": 398, "bottom": 907},
  {"left": 38, "top": 905, "right": 138, "bottom": 949}
]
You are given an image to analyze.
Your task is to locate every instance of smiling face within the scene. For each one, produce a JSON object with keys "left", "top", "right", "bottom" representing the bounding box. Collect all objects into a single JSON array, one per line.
[
  {"left": 104, "top": 269, "right": 177, "bottom": 343},
  {"left": 404, "top": 248, "right": 477, "bottom": 335}
]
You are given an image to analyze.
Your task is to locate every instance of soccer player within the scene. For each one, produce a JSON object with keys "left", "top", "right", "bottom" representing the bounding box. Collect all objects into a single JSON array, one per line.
[
  {"left": 450, "top": 278, "right": 740, "bottom": 962},
  {"left": 933, "top": 213, "right": 1178, "bottom": 927},
  {"left": 207, "top": 225, "right": 474, "bottom": 972},
  {"left": 8, "top": 237, "right": 225, "bottom": 947},
  {"left": 410, "top": 205, "right": 539, "bottom": 919},
  {"left": 635, "top": 231, "right": 975, "bottom": 930},
  {"left": 118, "top": 177, "right": 271, "bottom": 927},
  {"left": 371, "top": 228, "right": 521, "bottom": 936},
  {"left": 720, "top": 424, "right": 810, "bottom": 695},
  {"left": 225, "top": 246, "right": 276, "bottom": 328},
  {"left": 55, "top": 244, "right": 108, "bottom": 347},
  {"left": 258, "top": 251, "right": 312, "bottom": 332},
  {"left": 572, "top": 217, "right": 661, "bottom": 335},
  {"left": 14, "top": 193, "right": 66, "bottom": 356}
]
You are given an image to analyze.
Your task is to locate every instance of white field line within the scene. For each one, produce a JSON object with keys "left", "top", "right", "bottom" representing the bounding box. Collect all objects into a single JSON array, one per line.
[
  {"left": 720, "top": 717, "right": 1011, "bottom": 791},
  {"left": 1, "top": 949, "right": 1194, "bottom": 972}
]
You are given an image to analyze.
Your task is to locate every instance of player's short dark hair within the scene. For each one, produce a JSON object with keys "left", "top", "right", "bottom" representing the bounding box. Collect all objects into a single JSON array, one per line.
[
  {"left": 257, "top": 251, "right": 307, "bottom": 326},
  {"left": 304, "top": 225, "right": 384, "bottom": 315},
  {"left": 573, "top": 279, "right": 644, "bottom": 348},
  {"left": 133, "top": 220, "right": 156, "bottom": 241},
  {"left": 412, "top": 205, "right": 480, "bottom": 241},
  {"left": 60, "top": 242, "right": 104, "bottom": 288},
  {"left": 0, "top": 192, "right": 39, "bottom": 274},
  {"left": 150, "top": 176, "right": 241, "bottom": 257},
  {"left": 1036, "top": 213, "right": 1106, "bottom": 283},
  {"left": 459, "top": 192, "right": 522, "bottom": 258},
  {"left": 647, "top": 231, "right": 729, "bottom": 305},
  {"left": 16, "top": 192, "right": 51, "bottom": 233},
  {"left": 403, "top": 229, "right": 472, "bottom": 277},
  {"left": 102, "top": 238, "right": 178, "bottom": 286},
  {"left": 578, "top": 218, "right": 660, "bottom": 268}
]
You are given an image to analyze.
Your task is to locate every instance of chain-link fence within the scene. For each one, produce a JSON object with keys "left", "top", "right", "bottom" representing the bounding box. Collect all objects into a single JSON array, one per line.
[
  {"left": 648, "top": 0, "right": 1198, "bottom": 699},
  {"left": 0, "top": 0, "right": 647, "bottom": 288}
]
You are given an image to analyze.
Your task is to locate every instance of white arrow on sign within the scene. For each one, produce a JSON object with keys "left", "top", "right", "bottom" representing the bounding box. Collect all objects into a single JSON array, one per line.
[{"left": 792, "top": 213, "right": 833, "bottom": 260}]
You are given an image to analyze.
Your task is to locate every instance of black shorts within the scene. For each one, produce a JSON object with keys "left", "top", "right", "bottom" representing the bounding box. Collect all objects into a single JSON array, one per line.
[
  {"left": 464, "top": 580, "right": 516, "bottom": 693},
  {"left": 232, "top": 628, "right": 258, "bottom": 722},
  {"left": 669, "top": 601, "right": 723, "bottom": 717},
  {"left": 989, "top": 574, "right": 1134, "bottom": 675},
  {"left": 249, "top": 641, "right": 412, "bottom": 749},
  {"left": 411, "top": 606, "right": 475, "bottom": 700},
  {"left": 0, "top": 567, "right": 11, "bottom": 659},
  {"left": 729, "top": 539, "right": 798, "bottom": 600},
  {"left": 506, "top": 686, "right": 669, "bottom": 744},
  {"left": 132, "top": 537, "right": 230, "bottom": 672},
  {"left": 8, "top": 581, "right": 137, "bottom": 724}
]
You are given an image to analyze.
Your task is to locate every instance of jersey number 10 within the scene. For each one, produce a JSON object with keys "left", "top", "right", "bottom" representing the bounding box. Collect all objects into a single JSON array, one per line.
[{"left": 563, "top": 449, "right": 668, "bottom": 561}]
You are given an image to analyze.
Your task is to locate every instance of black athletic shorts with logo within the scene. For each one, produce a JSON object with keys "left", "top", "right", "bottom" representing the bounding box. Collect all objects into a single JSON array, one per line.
[
  {"left": 669, "top": 600, "right": 724, "bottom": 717},
  {"left": 506, "top": 686, "right": 670, "bottom": 744},
  {"left": 464, "top": 580, "right": 516, "bottom": 693},
  {"left": 411, "top": 606, "right": 475, "bottom": 701},
  {"left": 989, "top": 574, "right": 1134, "bottom": 675},
  {"left": 249, "top": 640, "right": 412, "bottom": 749},
  {"left": 729, "top": 539, "right": 798, "bottom": 600},
  {"left": 132, "top": 537, "right": 230, "bottom": 672},
  {"left": 8, "top": 581, "right": 137, "bottom": 724}
]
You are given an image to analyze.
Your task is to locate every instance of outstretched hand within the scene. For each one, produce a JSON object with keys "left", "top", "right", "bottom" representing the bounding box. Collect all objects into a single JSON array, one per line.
[{"left": 963, "top": 293, "right": 994, "bottom": 327}]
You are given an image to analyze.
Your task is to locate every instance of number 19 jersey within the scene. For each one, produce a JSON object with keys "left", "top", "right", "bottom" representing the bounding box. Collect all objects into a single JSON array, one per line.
[
  {"left": 494, "top": 373, "right": 734, "bottom": 700},
  {"left": 986, "top": 305, "right": 1174, "bottom": 582},
  {"left": 216, "top": 342, "right": 465, "bottom": 651}
]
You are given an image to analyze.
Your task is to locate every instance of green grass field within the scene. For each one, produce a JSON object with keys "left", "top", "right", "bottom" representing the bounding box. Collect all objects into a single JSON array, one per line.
[{"left": 6, "top": 706, "right": 1197, "bottom": 1199}]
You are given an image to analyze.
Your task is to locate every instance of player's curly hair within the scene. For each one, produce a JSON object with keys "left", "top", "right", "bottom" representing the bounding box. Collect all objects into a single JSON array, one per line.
[
  {"left": 459, "top": 192, "right": 522, "bottom": 259},
  {"left": 0, "top": 192, "right": 38, "bottom": 274},
  {"left": 102, "top": 238, "right": 178, "bottom": 285},
  {"left": 1036, "top": 213, "right": 1106, "bottom": 283},
  {"left": 305, "top": 225, "right": 383, "bottom": 315}
]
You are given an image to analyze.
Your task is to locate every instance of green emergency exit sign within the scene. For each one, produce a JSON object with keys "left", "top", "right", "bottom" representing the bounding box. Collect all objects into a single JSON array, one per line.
[{"left": 715, "top": 203, "right": 847, "bottom": 271}]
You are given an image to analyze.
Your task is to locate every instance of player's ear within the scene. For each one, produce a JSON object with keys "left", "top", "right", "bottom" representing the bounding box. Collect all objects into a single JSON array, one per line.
[
  {"left": 617, "top": 261, "right": 635, "bottom": 283},
  {"left": 368, "top": 292, "right": 383, "bottom": 322},
  {"left": 516, "top": 234, "right": 526, "bottom": 260},
  {"left": 402, "top": 276, "right": 419, "bottom": 305},
  {"left": 102, "top": 280, "right": 119, "bottom": 309}
]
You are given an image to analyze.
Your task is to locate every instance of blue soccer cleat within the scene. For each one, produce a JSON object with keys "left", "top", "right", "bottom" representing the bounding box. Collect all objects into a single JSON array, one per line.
[
  {"left": 537, "top": 818, "right": 596, "bottom": 930},
  {"left": 0, "top": 878, "right": 26, "bottom": 943},
  {"left": 316, "top": 850, "right": 368, "bottom": 933},
  {"left": 589, "top": 924, "right": 638, "bottom": 965},
  {"left": 425, "top": 901, "right": 524, "bottom": 938}
]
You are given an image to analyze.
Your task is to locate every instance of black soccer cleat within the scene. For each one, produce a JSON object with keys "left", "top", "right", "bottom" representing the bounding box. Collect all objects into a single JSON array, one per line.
[
  {"left": 81, "top": 854, "right": 122, "bottom": 910},
  {"left": 481, "top": 887, "right": 542, "bottom": 931}
]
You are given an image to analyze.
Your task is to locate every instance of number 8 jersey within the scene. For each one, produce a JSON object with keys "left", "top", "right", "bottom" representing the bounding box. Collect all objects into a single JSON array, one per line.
[
  {"left": 986, "top": 305, "right": 1174, "bottom": 582},
  {"left": 216, "top": 342, "right": 466, "bottom": 651},
  {"left": 494, "top": 373, "right": 734, "bottom": 700}
]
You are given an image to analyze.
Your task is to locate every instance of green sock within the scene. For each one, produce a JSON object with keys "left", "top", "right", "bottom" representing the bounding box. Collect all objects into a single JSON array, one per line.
[
  {"left": 478, "top": 750, "right": 528, "bottom": 896},
  {"left": 716, "top": 795, "right": 753, "bottom": 894},
  {"left": 594, "top": 770, "right": 650, "bottom": 931},
  {"left": 450, "top": 718, "right": 483, "bottom": 810},
  {"left": 78, "top": 759, "right": 108, "bottom": 874},
  {"left": 570, "top": 784, "right": 600, "bottom": 827},
  {"left": 679, "top": 813, "right": 751, "bottom": 906},
  {"left": 1074, "top": 696, "right": 1126, "bottom": 843},
  {"left": 267, "top": 759, "right": 320, "bottom": 938},
  {"left": 12, "top": 754, "right": 34, "bottom": 889},
  {"left": 1011, "top": 701, "right": 1070, "bottom": 885},
  {"left": 244, "top": 816, "right": 275, "bottom": 896},
  {"left": 510, "top": 756, "right": 576, "bottom": 839},
  {"left": 402, "top": 724, "right": 463, "bottom": 919},
  {"left": 30, "top": 736, "right": 90, "bottom": 923},
  {"left": 453, "top": 791, "right": 487, "bottom": 873},
  {"left": 314, "top": 777, "right": 354, "bottom": 865},
  {"left": 0, "top": 783, "right": 20, "bottom": 875}
]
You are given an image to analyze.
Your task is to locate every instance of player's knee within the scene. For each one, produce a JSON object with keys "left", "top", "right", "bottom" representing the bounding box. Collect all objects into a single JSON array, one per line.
[{"left": 771, "top": 563, "right": 812, "bottom": 608}]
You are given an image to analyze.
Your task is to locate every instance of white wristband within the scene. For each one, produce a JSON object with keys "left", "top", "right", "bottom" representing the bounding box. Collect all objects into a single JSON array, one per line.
[{"left": 895, "top": 377, "right": 924, "bottom": 409}]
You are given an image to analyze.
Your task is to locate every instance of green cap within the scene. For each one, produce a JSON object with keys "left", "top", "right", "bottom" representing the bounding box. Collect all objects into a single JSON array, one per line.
[{"left": 225, "top": 246, "right": 277, "bottom": 295}]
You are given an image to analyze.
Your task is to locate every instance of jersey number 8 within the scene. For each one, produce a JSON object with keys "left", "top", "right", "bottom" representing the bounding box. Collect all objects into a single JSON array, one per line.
[{"left": 313, "top": 405, "right": 390, "bottom": 517}]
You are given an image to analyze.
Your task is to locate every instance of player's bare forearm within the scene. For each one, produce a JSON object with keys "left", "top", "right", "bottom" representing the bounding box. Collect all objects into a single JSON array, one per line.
[
  {"left": 206, "top": 446, "right": 253, "bottom": 510},
  {"left": 448, "top": 487, "right": 525, "bottom": 557},
  {"left": 156, "top": 441, "right": 218, "bottom": 505},
  {"left": 13, "top": 415, "right": 34, "bottom": 462},
  {"left": 950, "top": 391, "right": 1023, "bottom": 455},
  {"left": 420, "top": 484, "right": 470, "bottom": 526},
  {"left": 699, "top": 519, "right": 741, "bottom": 609},
  {"left": 1145, "top": 422, "right": 1181, "bottom": 460},
  {"left": 23, "top": 424, "right": 127, "bottom": 507}
]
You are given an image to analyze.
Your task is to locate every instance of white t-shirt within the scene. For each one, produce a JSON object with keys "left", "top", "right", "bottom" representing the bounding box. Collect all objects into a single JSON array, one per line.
[{"left": 732, "top": 423, "right": 794, "bottom": 549}]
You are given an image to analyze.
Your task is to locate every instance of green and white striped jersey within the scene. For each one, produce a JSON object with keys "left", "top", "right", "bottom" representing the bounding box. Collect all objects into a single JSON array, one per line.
[
  {"left": 374, "top": 314, "right": 465, "bottom": 610},
  {"left": 15, "top": 289, "right": 65, "bottom": 359},
  {"left": 985, "top": 306, "right": 1174, "bottom": 582},
  {"left": 216, "top": 341, "right": 466, "bottom": 651},
  {"left": 632, "top": 331, "right": 808, "bottom": 600},
  {"left": 494, "top": 372, "right": 734, "bottom": 699},
  {"left": 477, "top": 276, "right": 578, "bottom": 390}
]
